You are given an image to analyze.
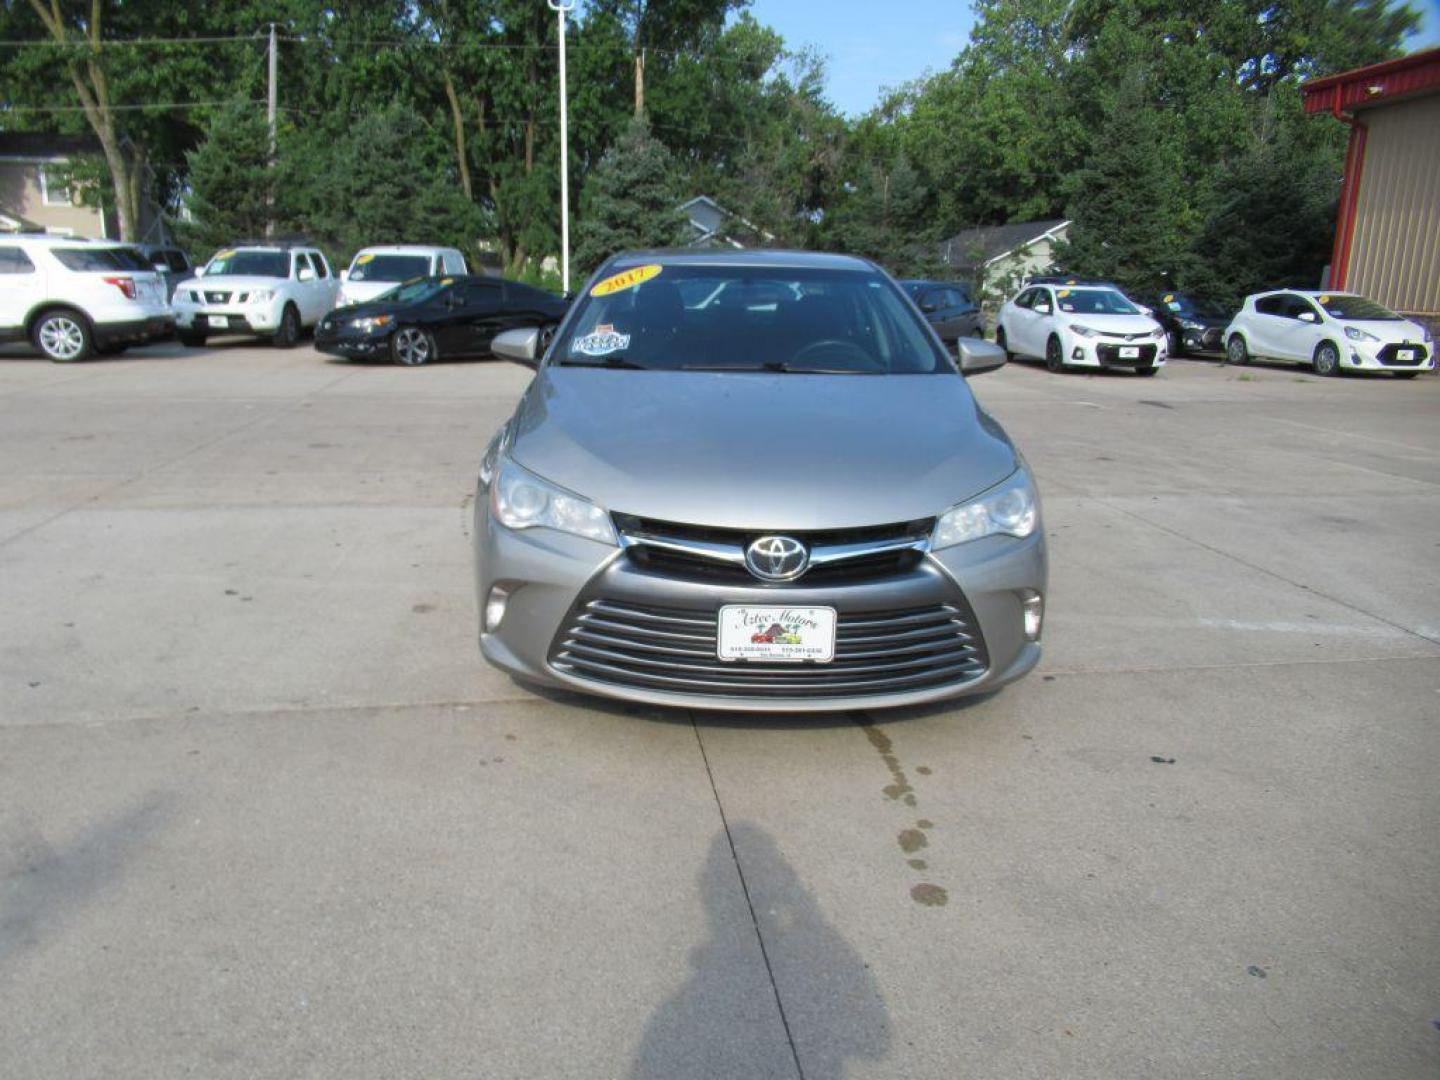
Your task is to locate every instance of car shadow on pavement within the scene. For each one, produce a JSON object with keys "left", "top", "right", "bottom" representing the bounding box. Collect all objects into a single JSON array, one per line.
[
  {"left": 630, "top": 822, "right": 891, "bottom": 1080},
  {"left": 0, "top": 792, "right": 174, "bottom": 970}
]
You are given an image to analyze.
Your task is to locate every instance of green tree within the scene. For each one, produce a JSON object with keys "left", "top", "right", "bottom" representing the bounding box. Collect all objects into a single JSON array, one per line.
[
  {"left": 573, "top": 116, "right": 687, "bottom": 275},
  {"left": 176, "top": 103, "right": 278, "bottom": 254}
]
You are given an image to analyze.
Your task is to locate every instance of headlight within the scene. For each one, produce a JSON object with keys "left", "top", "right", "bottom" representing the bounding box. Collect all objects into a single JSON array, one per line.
[
  {"left": 249, "top": 289, "right": 275, "bottom": 304},
  {"left": 932, "top": 468, "right": 1038, "bottom": 550},
  {"left": 1344, "top": 326, "right": 1378, "bottom": 343},
  {"left": 1068, "top": 324, "right": 1098, "bottom": 338},
  {"left": 1151, "top": 326, "right": 1167, "bottom": 340},
  {"left": 490, "top": 457, "right": 616, "bottom": 545},
  {"left": 351, "top": 315, "right": 393, "bottom": 333}
]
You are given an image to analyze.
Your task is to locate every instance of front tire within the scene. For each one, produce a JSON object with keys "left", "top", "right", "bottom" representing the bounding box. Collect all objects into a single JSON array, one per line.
[
  {"left": 995, "top": 325, "right": 1012, "bottom": 360},
  {"left": 1225, "top": 334, "right": 1249, "bottom": 366},
  {"left": 1045, "top": 334, "right": 1066, "bottom": 373},
  {"left": 1312, "top": 341, "right": 1341, "bottom": 377},
  {"left": 391, "top": 327, "right": 437, "bottom": 366},
  {"left": 272, "top": 304, "right": 301, "bottom": 349},
  {"left": 1136, "top": 366, "right": 1159, "bottom": 377},
  {"left": 1393, "top": 371, "right": 1419, "bottom": 380},
  {"left": 32, "top": 309, "right": 93, "bottom": 363}
]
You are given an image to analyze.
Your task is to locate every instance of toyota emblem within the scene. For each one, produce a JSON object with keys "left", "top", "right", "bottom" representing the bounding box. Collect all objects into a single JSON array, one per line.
[{"left": 745, "top": 535, "right": 809, "bottom": 582}]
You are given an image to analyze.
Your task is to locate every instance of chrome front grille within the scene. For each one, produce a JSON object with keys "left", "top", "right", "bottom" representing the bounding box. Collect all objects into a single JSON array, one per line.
[
  {"left": 550, "top": 599, "right": 987, "bottom": 698},
  {"left": 614, "top": 515, "right": 934, "bottom": 586}
]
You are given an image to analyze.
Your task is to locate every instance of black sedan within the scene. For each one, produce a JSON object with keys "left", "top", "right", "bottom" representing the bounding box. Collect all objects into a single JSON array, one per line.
[
  {"left": 315, "top": 275, "right": 568, "bottom": 366},
  {"left": 901, "top": 279, "right": 983, "bottom": 348},
  {"left": 1133, "top": 291, "right": 1234, "bottom": 356}
]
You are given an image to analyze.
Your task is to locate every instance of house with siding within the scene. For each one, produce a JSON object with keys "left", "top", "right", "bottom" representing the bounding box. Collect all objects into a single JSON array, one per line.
[{"left": 0, "top": 133, "right": 115, "bottom": 238}]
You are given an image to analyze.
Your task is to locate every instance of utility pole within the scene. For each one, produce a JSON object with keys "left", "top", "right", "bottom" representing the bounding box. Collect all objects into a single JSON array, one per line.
[
  {"left": 548, "top": 0, "right": 574, "bottom": 294},
  {"left": 267, "top": 23, "right": 277, "bottom": 237}
]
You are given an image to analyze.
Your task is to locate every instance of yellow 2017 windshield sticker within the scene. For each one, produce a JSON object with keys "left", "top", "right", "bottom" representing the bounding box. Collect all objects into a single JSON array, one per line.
[
  {"left": 591, "top": 263, "right": 662, "bottom": 297},
  {"left": 356, "top": 253, "right": 375, "bottom": 264},
  {"left": 215, "top": 249, "right": 235, "bottom": 260}
]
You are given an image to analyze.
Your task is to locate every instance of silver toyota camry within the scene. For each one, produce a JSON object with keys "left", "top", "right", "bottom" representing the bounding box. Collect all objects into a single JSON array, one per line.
[{"left": 473, "top": 250, "right": 1046, "bottom": 712}]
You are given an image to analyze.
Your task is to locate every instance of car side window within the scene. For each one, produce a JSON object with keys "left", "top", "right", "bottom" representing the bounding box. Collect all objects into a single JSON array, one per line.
[
  {"left": 1285, "top": 296, "right": 1318, "bottom": 321},
  {"left": 164, "top": 250, "right": 189, "bottom": 273},
  {"left": 941, "top": 288, "right": 966, "bottom": 309},
  {"left": 1254, "top": 295, "right": 1285, "bottom": 317},
  {"left": 1013, "top": 289, "right": 1033, "bottom": 310},
  {"left": 1034, "top": 289, "right": 1054, "bottom": 312},
  {"left": 292, "top": 252, "right": 308, "bottom": 278},
  {"left": 0, "top": 245, "right": 36, "bottom": 273},
  {"left": 312, "top": 252, "right": 329, "bottom": 278}
]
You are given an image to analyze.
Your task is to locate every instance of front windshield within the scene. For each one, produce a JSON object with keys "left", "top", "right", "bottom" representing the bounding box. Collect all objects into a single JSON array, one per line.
[
  {"left": 204, "top": 250, "right": 289, "bottom": 278},
  {"left": 373, "top": 278, "right": 447, "bottom": 304},
  {"left": 350, "top": 254, "right": 431, "bottom": 282},
  {"left": 557, "top": 264, "right": 952, "bottom": 374},
  {"left": 1163, "top": 294, "right": 1229, "bottom": 319},
  {"left": 1054, "top": 288, "right": 1139, "bottom": 315},
  {"left": 1317, "top": 294, "right": 1400, "bottom": 321}
]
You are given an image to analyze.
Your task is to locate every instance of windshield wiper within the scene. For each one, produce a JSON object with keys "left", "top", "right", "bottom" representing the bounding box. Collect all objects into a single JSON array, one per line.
[
  {"left": 560, "top": 355, "right": 649, "bottom": 369},
  {"left": 680, "top": 361, "right": 881, "bottom": 375}
]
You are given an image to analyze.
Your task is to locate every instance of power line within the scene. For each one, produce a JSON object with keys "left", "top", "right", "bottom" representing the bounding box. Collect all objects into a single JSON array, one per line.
[
  {"left": 0, "top": 34, "right": 264, "bottom": 48},
  {"left": 1, "top": 100, "right": 263, "bottom": 113}
]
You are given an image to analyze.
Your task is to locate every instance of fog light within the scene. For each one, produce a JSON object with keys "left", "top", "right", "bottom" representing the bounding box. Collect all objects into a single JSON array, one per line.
[
  {"left": 1071, "top": 347, "right": 1084, "bottom": 360},
  {"left": 484, "top": 584, "right": 512, "bottom": 632},
  {"left": 1019, "top": 589, "right": 1044, "bottom": 641}
]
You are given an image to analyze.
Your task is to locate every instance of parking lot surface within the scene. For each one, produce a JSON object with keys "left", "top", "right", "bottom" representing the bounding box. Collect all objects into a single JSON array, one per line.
[{"left": 2, "top": 344, "right": 1437, "bottom": 1079}]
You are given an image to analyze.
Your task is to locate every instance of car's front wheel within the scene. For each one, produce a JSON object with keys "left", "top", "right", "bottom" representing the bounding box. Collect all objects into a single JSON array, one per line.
[
  {"left": 1312, "top": 341, "right": 1341, "bottom": 377},
  {"left": 391, "top": 327, "right": 437, "bottom": 366},
  {"left": 1045, "top": 334, "right": 1066, "bottom": 373},
  {"left": 272, "top": 304, "right": 301, "bottom": 349},
  {"left": 1136, "top": 365, "right": 1159, "bottom": 377},
  {"left": 1393, "top": 371, "right": 1419, "bottom": 380},
  {"left": 1225, "top": 334, "right": 1249, "bottom": 366},
  {"left": 995, "top": 325, "right": 1013, "bottom": 360},
  {"left": 32, "top": 309, "right": 92, "bottom": 363},
  {"left": 177, "top": 329, "right": 208, "bottom": 348}
]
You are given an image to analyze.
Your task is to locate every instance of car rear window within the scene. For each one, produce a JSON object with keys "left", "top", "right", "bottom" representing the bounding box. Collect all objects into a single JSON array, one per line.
[
  {"left": 1317, "top": 295, "right": 1400, "bottom": 321},
  {"left": 349, "top": 254, "right": 431, "bottom": 282},
  {"left": 559, "top": 264, "right": 952, "bottom": 374},
  {"left": 51, "top": 247, "right": 130, "bottom": 272}
]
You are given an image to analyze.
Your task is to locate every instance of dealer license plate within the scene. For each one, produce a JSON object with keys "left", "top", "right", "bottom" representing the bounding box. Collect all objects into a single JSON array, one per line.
[
  {"left": 1119, "top": 345, "right": 1140, "bottom": 358},
  {"left": 207, "top": 315, "right": 229, "bottom": 329},
  {"left": 717, "top": 606, "right": 836, "bottom": 663},
  {"left": 1397, "top": 348, "right": 1415, "bottom": 361}
]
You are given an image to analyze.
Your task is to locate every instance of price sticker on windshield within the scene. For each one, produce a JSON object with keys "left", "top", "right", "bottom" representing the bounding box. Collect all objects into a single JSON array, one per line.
[{"left": 591, "top": 263, "right": 662, "bottom": 297}]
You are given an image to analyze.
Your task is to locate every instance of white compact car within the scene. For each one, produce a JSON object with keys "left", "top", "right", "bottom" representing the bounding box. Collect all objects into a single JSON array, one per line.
[
  {"left": 336, "top": 245, "right": 468, "bottom": 307},
  {"left": 996, "top": 283, "right": 1167, "bottom": 375},
  {"left": 1224, "top": 290, "right": 1433, "bottom": 378},
  {"left": 173, "top": 244, "right": 339, "bottom": 347},
  {"left": 0, "top": 235, "right": 173, "bottom": 362}
]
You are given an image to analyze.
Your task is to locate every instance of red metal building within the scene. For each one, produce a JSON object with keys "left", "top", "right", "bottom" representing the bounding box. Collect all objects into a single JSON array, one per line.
[{"left": 1302, "top": 48, "right": 1440, "bottom": 320}]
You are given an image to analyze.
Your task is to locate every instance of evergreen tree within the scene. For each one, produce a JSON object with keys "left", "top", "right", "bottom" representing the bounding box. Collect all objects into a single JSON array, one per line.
[
  {"left": 1056, "top": 72, "right": 1193, "bottom": 290},
  {"left": 177, "top": 103, "right": 277, "bottom": 254},
  {"left": 573, "top": 117, "right": 688, "bottom": 276}
]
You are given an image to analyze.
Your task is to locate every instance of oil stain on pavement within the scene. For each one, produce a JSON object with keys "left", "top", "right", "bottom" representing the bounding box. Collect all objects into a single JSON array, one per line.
[{"left": 855, "top": 715, "right": 949, "bottom": 908}]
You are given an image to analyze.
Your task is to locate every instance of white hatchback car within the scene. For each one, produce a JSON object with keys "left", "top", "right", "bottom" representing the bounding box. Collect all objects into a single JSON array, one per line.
[
  {"left": 173, "top": 244, "right": 339, "bottom": 347},
  {"left": 336, "top": 245, "right": 468, "bottom": 307},
  {"left": 996, "top": 283, "right": 1167, "bottom": 375},
  {"left": 1224, "top": 290, "right": 1433, "bottom": 378},
  {"left": 0, "top": 235, "right": 173, "bottom": 362}
]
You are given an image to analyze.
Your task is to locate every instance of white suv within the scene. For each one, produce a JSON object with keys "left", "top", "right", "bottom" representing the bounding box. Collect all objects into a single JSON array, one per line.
[
  {"left": 1224, "top": 290, "right": 1433, "bottom": 378},
  {"left": 336, "top": 245, "right": 468, "bottom": 307},
  {"left": 996, "top": 283, "right": 1167, "bottom": 375},
  {"left": 173, "top": 244, "right": 339, "bottom": 347},
  {"left": 0, "top": 236, "right": 173, "bottom": 362}
]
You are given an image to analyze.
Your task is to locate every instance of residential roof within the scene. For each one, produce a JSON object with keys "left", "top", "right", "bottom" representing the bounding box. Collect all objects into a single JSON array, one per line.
[
  {"left": 0, "top": 132, "right": 103, "bottom": 159},
  {"left": 605, "top": 249, "right": 876, "bottom": 272},
  {"left": 1301, "top": 47, "right": 1440, "bottom": 116},
  {"left": 940, "top": 219, "right": 1069, "bottom": 269}
]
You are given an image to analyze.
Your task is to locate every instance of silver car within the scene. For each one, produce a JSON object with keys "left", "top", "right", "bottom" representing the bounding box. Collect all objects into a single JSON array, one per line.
[{"left": 473, "top": 251, "right": 1046, "bottom": 712}]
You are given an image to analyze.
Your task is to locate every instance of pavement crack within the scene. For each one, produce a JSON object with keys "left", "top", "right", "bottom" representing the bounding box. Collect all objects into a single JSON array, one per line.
[{"left": 687, "top": 713, "right": 806, "bottom": 1080}]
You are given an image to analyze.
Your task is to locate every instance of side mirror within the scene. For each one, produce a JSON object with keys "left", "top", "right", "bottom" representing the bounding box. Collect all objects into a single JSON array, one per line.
[
  {"left": 1298, "top": 310, "right": 1317, "bottom": 323},
  {"left": 957, "top": 337, "right": 1007, "bottom": 376},
  {"left": 298, "top": 267, "right": 316, "bottom": 282},
  {"left": 1034, "top": 303, "right": 1051, "bottom": 315},
  {"left": 920, "top": 300, "right": 939, "bottom": 313},
  {"left": 492, "top": 326, "right": 540, "bottom": 367}
]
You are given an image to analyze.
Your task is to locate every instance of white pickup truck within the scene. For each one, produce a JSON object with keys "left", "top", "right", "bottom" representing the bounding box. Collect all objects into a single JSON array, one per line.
[{"left": 173, "top": 244, "right": 339, "bottom": 347}]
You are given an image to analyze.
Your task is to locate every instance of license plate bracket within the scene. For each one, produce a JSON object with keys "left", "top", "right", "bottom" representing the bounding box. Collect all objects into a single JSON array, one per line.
[
  {"left": 207, "top": 315, "right": 229, "bottom": 329},
  {"left": 717, "top": 606, "right": 837, "bottom": 663},
  {"left": 1119, "top": 345, "right": 1140, "bottom": 359}
]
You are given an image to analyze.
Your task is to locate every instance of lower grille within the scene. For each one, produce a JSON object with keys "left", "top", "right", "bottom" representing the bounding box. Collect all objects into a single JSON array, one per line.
[
  {"left": 550, "top": 599, "right": 987, "bottom": 698},
  {"left": 1377, "top": 343, "right": 1428, "bottom": 366},
  {"left": 1097, "top": 343, "right": 1157, "bottom": 366}
]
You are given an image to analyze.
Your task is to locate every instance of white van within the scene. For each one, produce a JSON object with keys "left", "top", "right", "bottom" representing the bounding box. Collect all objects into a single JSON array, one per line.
[{"left": 337, "top": 245, "right": 468, "bottom": 307}]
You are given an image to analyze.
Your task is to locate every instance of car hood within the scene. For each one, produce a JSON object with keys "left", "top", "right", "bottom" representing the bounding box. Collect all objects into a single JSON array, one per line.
[
  {"left": 507, "top": 370, "right": 1021, "bottom": 530},
  {"left": 1062, "top": 313, "right": 1157, "bottom": 334},
  {"left": 191, "top": 275, "right": 287, "bottom": 292},
  {"left": 1342, "top": 318, "right": 1427, "bottom": 343},
  {"left": 323, "top": 297, "right": 406, "bottom": 322},
  {"left": 340, "top": 280, "right": 404, "bottom": 302}
]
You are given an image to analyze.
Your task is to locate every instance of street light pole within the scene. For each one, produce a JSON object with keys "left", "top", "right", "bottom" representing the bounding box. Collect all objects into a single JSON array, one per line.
[{"left": 548, "top": 0, "right": 574, "bottom": 295}]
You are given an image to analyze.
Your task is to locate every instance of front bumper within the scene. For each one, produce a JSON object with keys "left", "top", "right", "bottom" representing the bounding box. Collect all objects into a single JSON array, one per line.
[
  {"left": 472, "top": 494, "right": 1046, "bottom": 713},
  {"left": 1341, "top": 339, "right": 1432, "bottom": 372},
  {"left": 1177, "top": 325, "right": 1224, "bottom": 353},
  {"left": 174, "top": 300, "right": 283, "bottom": 335},
  {"left": 314, "top": 325, "right": 392, "bottom": 358},
  {"left": 1065, "top": 334, "right": 1167, "bottom": 370}
]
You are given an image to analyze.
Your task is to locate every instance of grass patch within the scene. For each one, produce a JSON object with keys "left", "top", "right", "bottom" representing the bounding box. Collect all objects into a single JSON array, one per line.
[{"left": 1237, "top": 373, "right": 1254, "bottom": 382}]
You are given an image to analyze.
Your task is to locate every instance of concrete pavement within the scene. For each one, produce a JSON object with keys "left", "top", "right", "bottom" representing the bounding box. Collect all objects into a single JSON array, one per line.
[{"left": 2, "top": 343, "right": 1437, "bottom": 1078}]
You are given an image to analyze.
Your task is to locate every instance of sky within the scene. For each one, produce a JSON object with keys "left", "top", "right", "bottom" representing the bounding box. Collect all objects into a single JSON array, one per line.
[{"left": 748, "top": 0, "right": 1440, "bottom": 118}]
